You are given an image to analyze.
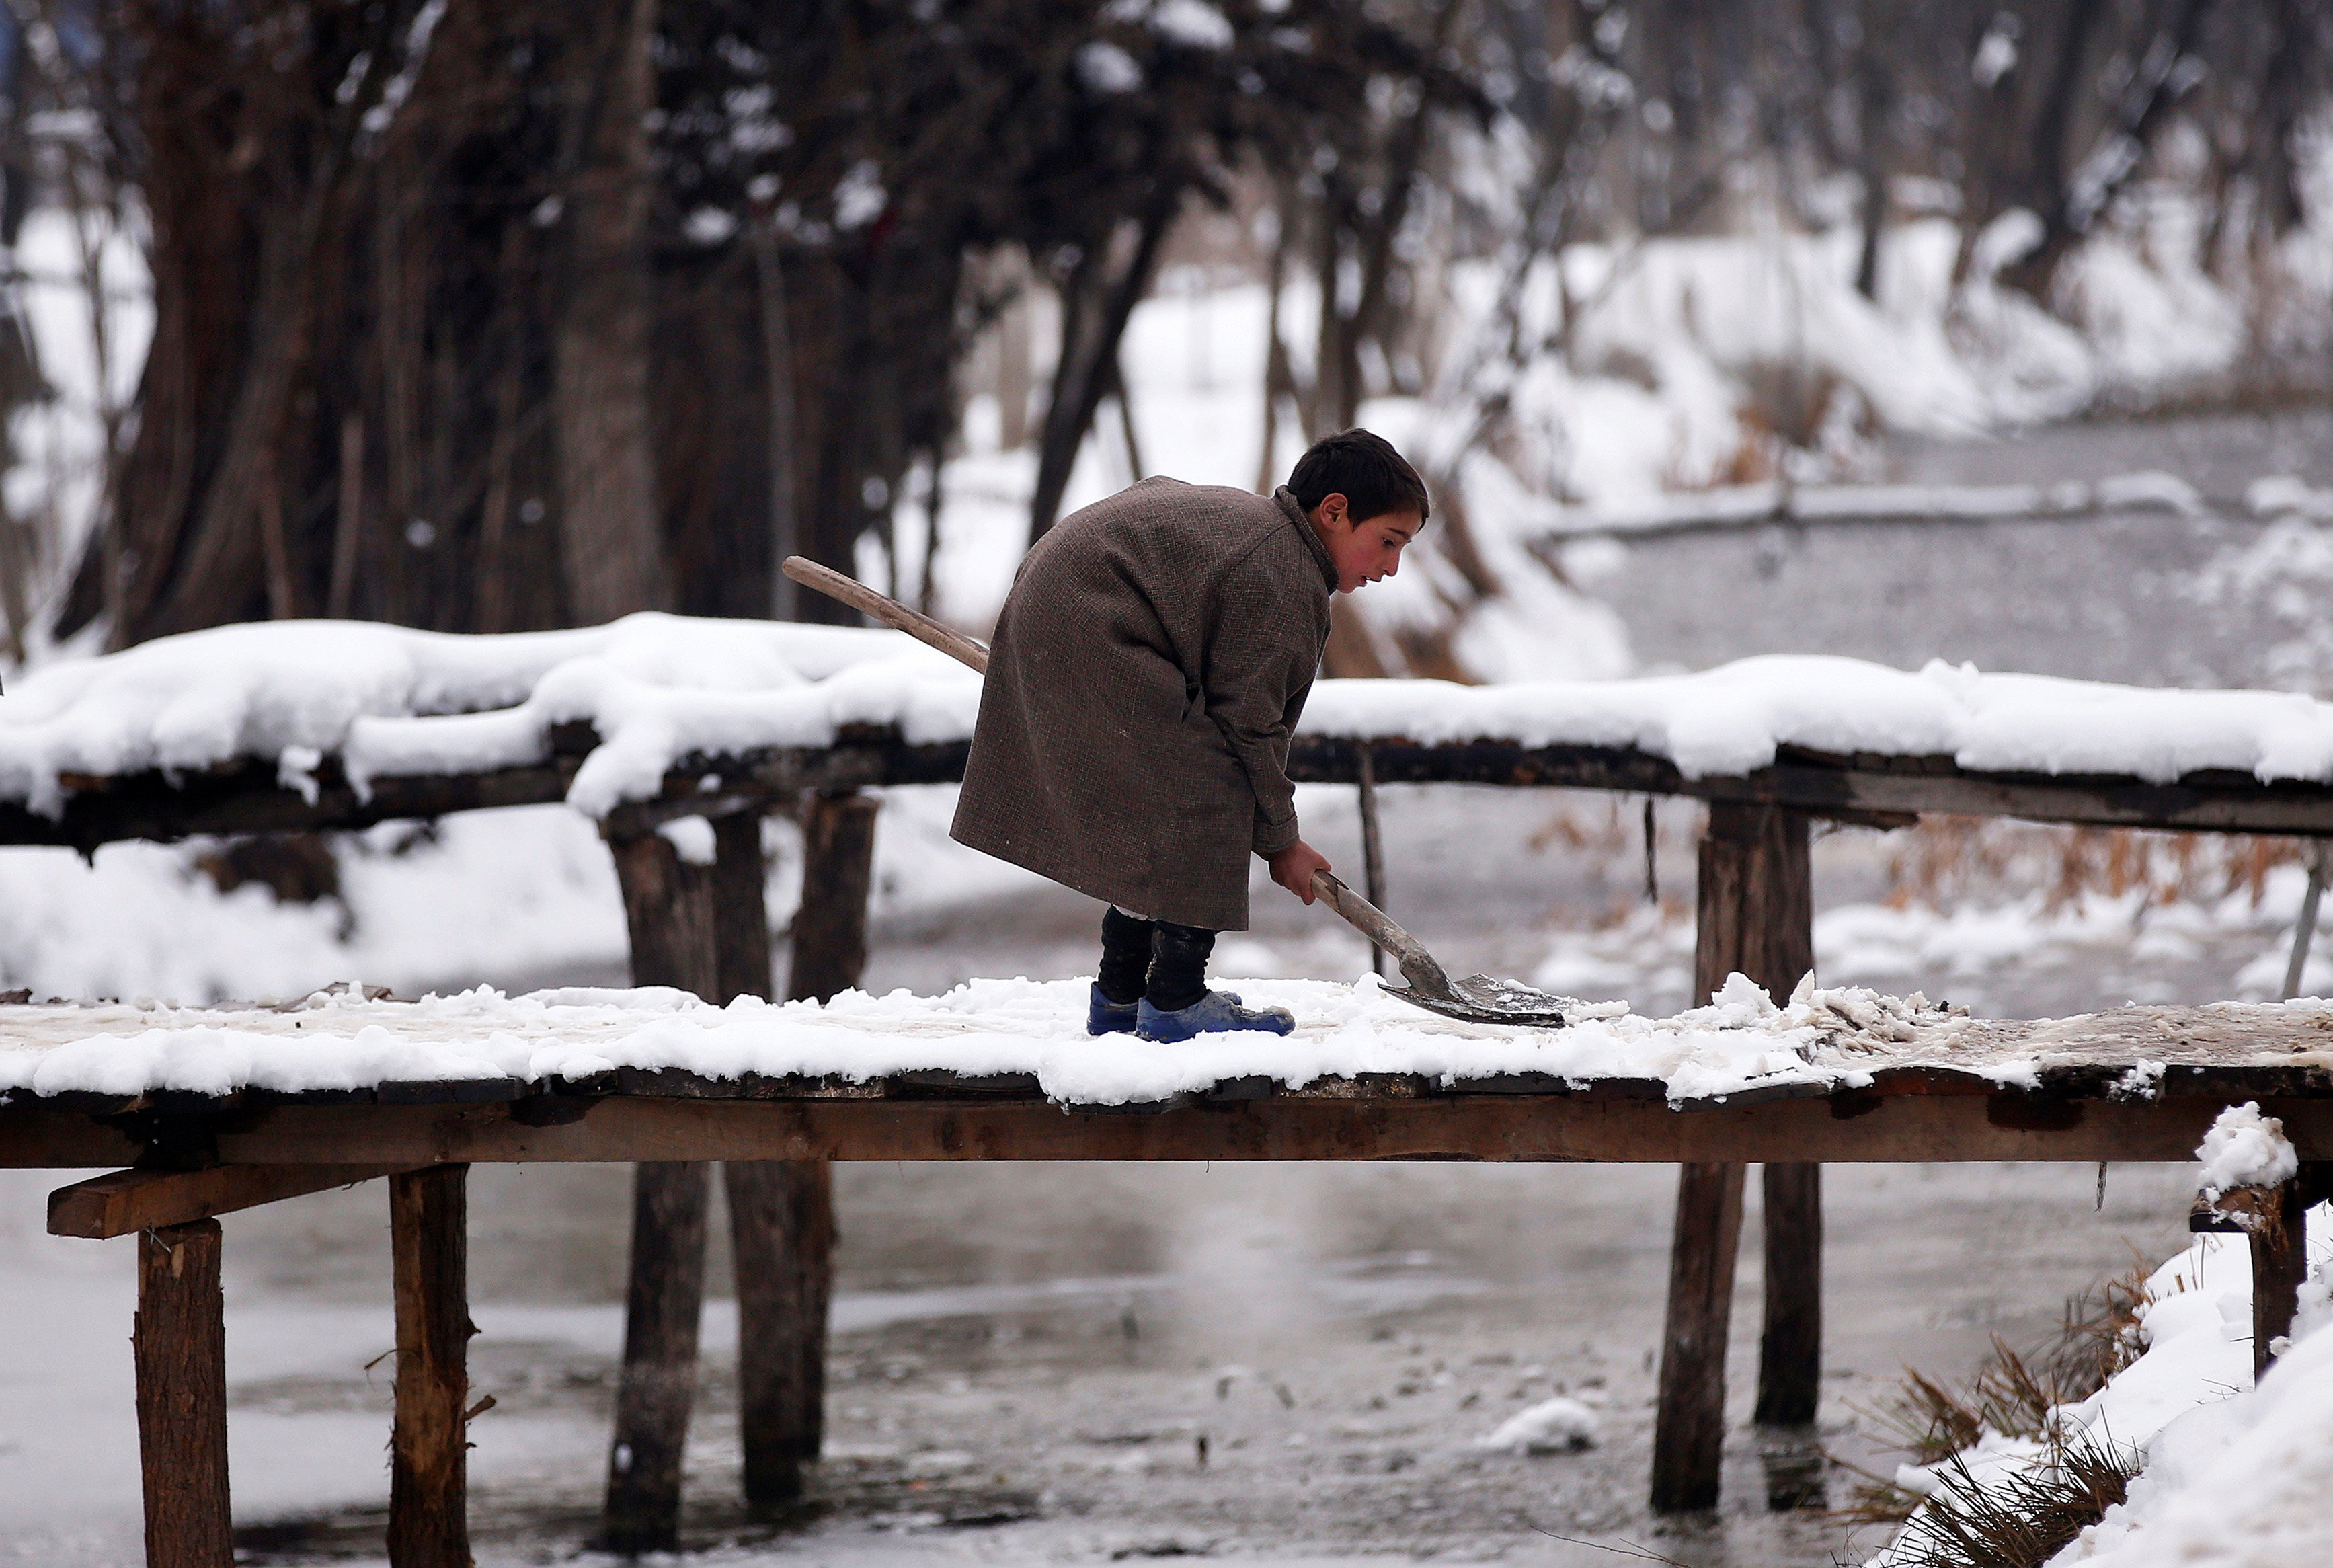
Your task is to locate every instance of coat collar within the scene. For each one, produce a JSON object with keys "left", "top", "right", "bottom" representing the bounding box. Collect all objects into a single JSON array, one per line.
[{"left": 1273, "top": 486, "right": 1339, "bottom": 593}]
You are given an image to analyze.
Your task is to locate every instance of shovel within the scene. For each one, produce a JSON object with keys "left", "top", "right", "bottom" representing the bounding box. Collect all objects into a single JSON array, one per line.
[{"left": 782, "top": 555, "right": 1578, "bottom": 1028}]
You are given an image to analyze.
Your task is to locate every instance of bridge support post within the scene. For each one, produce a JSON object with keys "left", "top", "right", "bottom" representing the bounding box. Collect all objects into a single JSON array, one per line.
[
  {"left": 726, "top": 789, "right": 869, "bottom": 1512},
  {"left": 603, "top": 821, "right": 723, "bottom": 1552},
  {"left": 2249, "top": 1172, "right": 2310, "bottom": 1381},
  {"left": 135, "top": 1219, "right": 234, "bottom": 1568},
  {"left": 1652, "top": 802, "right": 1815, "bottom": 1513},
  {"left": 389, "top": 1164, "right": 475, "bottom": 1568}
]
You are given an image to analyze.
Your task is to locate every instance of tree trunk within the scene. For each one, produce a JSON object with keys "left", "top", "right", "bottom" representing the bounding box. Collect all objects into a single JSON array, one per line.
[
  {"left": 1029, "top": 190, "right": 1183, "bottom": 541},
  {"left": 554, "top": 0, "right": 670, "bottom": 622},
  {"left": 752, "top": 212, "right": 799, "bottom": 621}
]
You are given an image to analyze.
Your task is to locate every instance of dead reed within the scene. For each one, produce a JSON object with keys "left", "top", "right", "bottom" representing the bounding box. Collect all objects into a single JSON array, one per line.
[
  {"left": 1883, "top": 816, "right": 2302, "bottom": 915},
  {"left": 1839, "top": 1255, "right": 2154, "bottom": 1559},
  {"left": 1885, "top": 1434, "right": 2143, "bottom": 1568}
]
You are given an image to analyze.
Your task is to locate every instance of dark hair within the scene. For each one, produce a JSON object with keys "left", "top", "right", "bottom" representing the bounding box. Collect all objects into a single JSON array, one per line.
[{"left": 1288, "top": 428, "right": 1431, "bottom": 524}]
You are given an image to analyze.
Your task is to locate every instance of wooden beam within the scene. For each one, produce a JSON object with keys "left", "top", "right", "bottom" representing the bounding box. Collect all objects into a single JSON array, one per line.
[
  {"left": 389, "top": 1165, "right": 473, "bottom": 1568},
  {"left": 151, "top": 1090, "right": 2333, "bottom": 1167},
  {"left": 1650, "top": 1161, "right": 1745, "bottom": 1514},
  {"left": 49, "top": 1163, "right": 416, "bottom": 1239},
  {"left": 26, "top": 726, "right": 2333, "bottom": 855},
  {"left": 135, "top": 1220, "right": 233, "bottom": 1568},
  {"left": 0, "top": 733, "right": 963, "bottom": 852},
  {"left": 602, "top": 1159, "right": 711, "bottom": 1553}
]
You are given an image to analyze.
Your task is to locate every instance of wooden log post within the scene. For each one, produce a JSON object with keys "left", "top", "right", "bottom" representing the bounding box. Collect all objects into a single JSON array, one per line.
[
  {"left": 723, "top": 790, "right": 871, "bottom": 1512},
  {"left": 604, "top": 1158, "right": 713, "bottom": 1553},
  {"left": 1650, "top": 1162, "right": 1747, "bottom": 1514},
  {"left": 1651, "top": 801, "right": 1815, "bottom": 1512},
  {"left": 2246, "top": 1177, "right": 2309, "bottom": 1381},
  {"left": 726, "top": 1157, "right": 837, "bottom": 1514},
  {"left": 603, "top": 823, "right": 721, "bottom": 1553},
  {"left": 2194, "top": 1163, "right": 2327, "bottom": 1380},
  {"left": 135, "top": 1220, "right": 233, "bottom": 1568},
  {"left": 1755, "top": 1161, "right": 1823, "bottom": 1428},
  {"left": 389, "top": 1165, "right": 475, "bottom": 1568},
  {"left": 786, "top": 789, "right": 879, "bottom": 1002}
]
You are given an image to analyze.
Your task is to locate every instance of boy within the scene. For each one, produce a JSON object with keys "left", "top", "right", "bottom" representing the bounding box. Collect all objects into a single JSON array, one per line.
[{"left": 951, "top": 428, "right": 1429, "bottom": 1041}]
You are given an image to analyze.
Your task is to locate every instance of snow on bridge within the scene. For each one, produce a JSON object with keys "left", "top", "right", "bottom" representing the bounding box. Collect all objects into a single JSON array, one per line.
[{"left": 3, "top": 976, "right": 2330, "bottom": 1130}]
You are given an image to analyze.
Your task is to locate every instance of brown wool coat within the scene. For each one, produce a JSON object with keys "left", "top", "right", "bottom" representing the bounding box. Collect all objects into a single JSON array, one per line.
[{"left": 950, "top": 478, "right": 1337, "bottom": 931}]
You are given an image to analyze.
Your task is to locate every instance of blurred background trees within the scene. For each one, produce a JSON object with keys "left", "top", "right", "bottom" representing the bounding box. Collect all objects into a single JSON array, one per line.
[{"left": 0, "top": 0, "right": 2326, "bottom": 654}]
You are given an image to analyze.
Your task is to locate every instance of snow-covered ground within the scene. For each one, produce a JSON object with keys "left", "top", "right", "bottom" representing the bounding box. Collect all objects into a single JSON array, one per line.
[{"left": 1863, "top": 1107, "right": 2333, "bottom": 1567}]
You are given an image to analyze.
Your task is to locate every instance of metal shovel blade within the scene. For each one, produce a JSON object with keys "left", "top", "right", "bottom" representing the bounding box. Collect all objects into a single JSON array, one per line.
[
  {"left": 1310, "top": 871, "right": 1578, "bottom": 1027},
  {"left": 1392, "top": 972, "right": 1578, "bottom": 1028}
]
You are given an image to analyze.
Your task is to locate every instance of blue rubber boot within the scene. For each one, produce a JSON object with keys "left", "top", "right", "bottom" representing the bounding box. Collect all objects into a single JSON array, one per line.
[
  {"left": 1087, "top": 984, "right": 1140, "bottom": 1036},
  {"left": 1136, "top": 990, "right": 1295, "bottom": 1042}
]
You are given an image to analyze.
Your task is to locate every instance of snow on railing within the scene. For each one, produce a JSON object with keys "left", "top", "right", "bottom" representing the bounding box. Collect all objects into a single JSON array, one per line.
[{"left": 5, "top": 615, "right": 2333, "bottom": 823}]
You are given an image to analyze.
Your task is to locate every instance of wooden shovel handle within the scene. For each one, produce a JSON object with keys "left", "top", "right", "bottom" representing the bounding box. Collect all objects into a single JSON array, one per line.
[
  {"left": 782, "top": 555, "right": 990, "bottom": 674},
  {"left": 1311, "top": 869, "right": 1452, "bottom": 996}
]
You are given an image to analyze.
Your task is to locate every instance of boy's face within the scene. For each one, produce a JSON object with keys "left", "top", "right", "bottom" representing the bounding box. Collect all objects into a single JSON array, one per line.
[{"left": 1310, "top": 494, "right": 1424, "bottom": 594}]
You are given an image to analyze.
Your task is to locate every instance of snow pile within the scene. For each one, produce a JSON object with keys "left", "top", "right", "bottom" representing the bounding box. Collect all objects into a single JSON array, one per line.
[
  {"left": 1866, "top": 1208, "right": 2333, "bottom": 1568},
  {"left": 2057, "top": 1323, "right": 2333, "bottom": 1566},
  {"left": 0, "top": 972, "right": 1944, "bottom": 1106},
  {"left": 2194, "top": 1103, "right": 2301, "bottom": 1202},
  {"left": 1473, "top": 1395, "right": 1600, "bottom": 1455}
]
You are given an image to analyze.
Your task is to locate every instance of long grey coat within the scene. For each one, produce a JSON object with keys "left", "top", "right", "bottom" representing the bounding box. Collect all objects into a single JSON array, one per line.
[{"left": 950, "top": 479, "right": 1337, "bottom": 931}]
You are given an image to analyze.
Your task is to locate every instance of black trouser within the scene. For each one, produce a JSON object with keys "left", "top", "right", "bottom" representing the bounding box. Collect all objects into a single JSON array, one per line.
[{"left": 1096, "top": 906, "right": 1216, "bottom": 1012}]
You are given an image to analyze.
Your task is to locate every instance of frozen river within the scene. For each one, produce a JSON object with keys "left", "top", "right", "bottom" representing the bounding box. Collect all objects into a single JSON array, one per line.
[{"left": 4, "top": 410, "right": 2328, "bottom": 1565}]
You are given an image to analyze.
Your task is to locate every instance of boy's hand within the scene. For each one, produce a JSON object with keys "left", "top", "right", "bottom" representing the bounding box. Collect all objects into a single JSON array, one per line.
[{"left": 1268, "top": 840, "right": 1331, "bottom": 904}]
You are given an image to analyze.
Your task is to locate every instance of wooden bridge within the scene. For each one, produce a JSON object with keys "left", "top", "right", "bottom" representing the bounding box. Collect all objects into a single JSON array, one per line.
[{"left": 7, "top": 636, "right": 2333, "bottom": 1565}]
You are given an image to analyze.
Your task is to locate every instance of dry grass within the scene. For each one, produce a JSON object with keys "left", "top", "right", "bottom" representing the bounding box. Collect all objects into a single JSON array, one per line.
[
  {"left": 1885, "top": 1434, "right": 2143, "bottom": 1568},
  {"left": 1883, "top": 816, "right": 2302, "bottom": 915},
  {"left": 1839, "top": 1256, "right": 2156, "bottom": 1547}
]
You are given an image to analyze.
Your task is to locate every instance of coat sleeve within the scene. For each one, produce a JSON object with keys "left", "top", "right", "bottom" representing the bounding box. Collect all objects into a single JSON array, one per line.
[{"left": 1203, "top": 543, "right": 1324, "bottom": 857}]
